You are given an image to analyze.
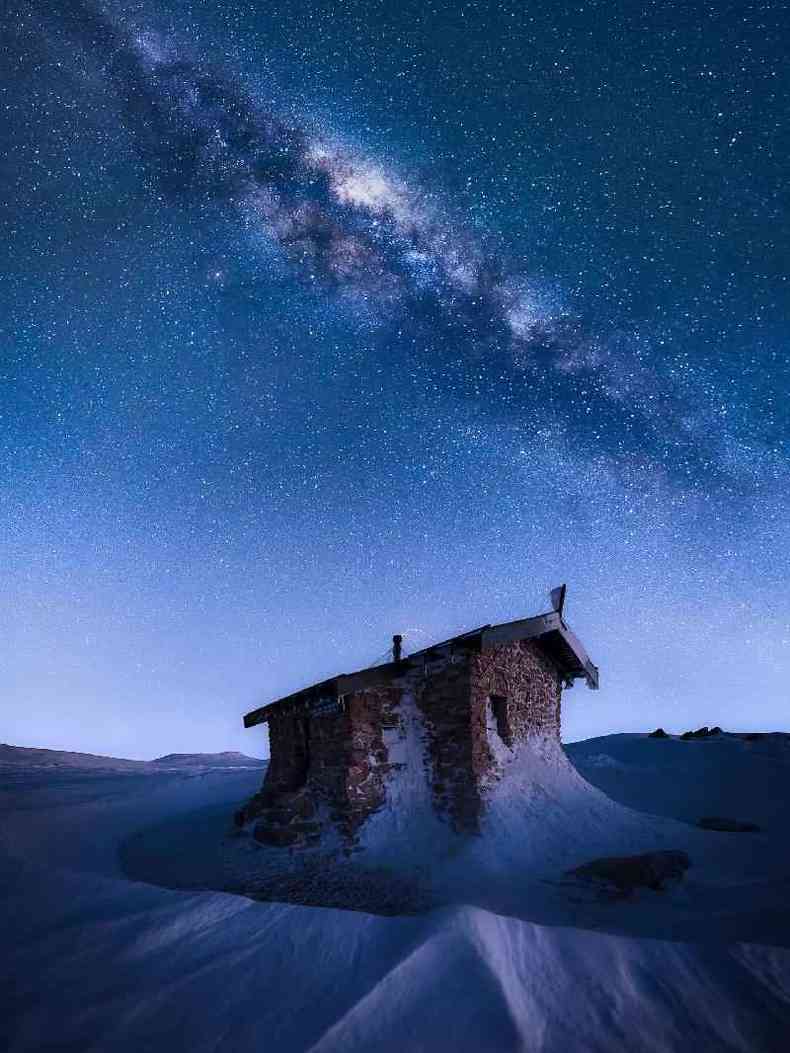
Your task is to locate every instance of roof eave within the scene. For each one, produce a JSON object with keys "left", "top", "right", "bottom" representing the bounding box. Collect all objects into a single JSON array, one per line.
[
  {"left": 482, "top": 612, "right": 599, "bottom": 690},
  {"left": 244, "top": 611, "right": 600, "bottom": 729},
  {"left": 558, "top": 620, "right": 600, "bottom": 689},
  {"left": 242, "top": 661, "right": 403, "bottom": 728}
]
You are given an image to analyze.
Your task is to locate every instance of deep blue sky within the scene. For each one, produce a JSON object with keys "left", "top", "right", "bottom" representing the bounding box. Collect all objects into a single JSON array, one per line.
[{"left": 2, "top": 0, "right": 788, "bottom": 759}]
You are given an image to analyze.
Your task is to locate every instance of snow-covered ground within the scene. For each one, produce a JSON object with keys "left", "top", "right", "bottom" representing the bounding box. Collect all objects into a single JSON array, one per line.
[{"left": 2, "top": 734, "right": 789, "bottom": 1051}]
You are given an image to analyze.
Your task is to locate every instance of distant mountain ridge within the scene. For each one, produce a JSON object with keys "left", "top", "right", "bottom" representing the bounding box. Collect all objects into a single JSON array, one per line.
[
  {"left": 0, "top": 744, "right": 265, "bottom": 770},
  {"left": 150, "top": 751, "right": 265, "bottom": 768}
]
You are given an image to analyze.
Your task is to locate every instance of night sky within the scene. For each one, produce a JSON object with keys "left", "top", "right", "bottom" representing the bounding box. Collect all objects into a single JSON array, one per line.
[{"left": 2, "top": 0, "right": 788, "bottom": 759}]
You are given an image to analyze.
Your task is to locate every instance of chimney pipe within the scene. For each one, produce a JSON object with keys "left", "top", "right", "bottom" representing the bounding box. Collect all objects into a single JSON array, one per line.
[{"left": 392, "top": 634, "right": 403, "bottom": 663}]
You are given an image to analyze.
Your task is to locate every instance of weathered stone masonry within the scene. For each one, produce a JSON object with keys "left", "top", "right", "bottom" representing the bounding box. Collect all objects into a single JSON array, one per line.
[
  {"left": 241, "top": 608, "right": 598, "bottom": 848},
  {"left": 471, "top": 639, "right": 563, "bottom": 747},
  {"left": 241, "top": 685, "right": 404, "bottom": 844},
  {"left": 412, "top": 639, "right": 563, "bottom": 834}
]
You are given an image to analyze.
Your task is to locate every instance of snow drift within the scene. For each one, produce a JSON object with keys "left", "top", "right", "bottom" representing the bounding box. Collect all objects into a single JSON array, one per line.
[{"left": 2, "top": 734, "right": 789, "bottom": 1051}]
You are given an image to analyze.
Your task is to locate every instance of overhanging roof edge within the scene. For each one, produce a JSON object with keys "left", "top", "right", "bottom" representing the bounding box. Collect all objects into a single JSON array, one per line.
[
  {"left": 483, "top": 613, "right": 599, "bottom": 689},
  {"left": 244, "top": 611, "right": 600, "bottom": 728}
]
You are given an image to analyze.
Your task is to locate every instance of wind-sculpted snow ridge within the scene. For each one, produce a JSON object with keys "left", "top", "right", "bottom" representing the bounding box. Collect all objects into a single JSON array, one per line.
[
  {"left": 303, "top": 907, "right": 790, "bottom": 1053},
  {"left": 118, "top": 729, "right": 789, "bottom": 933},
  {"left": 468, "top": 734, "right": 665, "bottom": 875},
  {"left": 346, "top": 729, "right": 689, "bottom": 902},
  {"left": 125, "top": 727, "right": 732, "bottom": 921},
  {"left": 3, "top": 735, "right": 790, "bottom": 1051}
]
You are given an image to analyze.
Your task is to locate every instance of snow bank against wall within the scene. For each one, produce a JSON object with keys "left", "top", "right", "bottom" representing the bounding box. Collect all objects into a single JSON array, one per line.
[{"left": 3, "top": 736, "right": 790, "bottom": 1052}]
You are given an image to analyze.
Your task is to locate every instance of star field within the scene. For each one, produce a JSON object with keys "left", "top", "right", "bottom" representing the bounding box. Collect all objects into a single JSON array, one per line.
[{"left": 1, "top": 0, "right": 788, "bottom": 757}]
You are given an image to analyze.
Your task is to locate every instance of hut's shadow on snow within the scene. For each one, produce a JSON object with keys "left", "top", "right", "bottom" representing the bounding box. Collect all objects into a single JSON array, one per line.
[
  {"left": 119, "top": 799, "right": 790, "bottom": 946},
  {"left": 120, "top": 803, "right": 439, "bottom": 916}
]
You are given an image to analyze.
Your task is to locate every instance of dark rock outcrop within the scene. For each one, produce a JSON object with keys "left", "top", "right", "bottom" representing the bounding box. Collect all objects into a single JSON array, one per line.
[
  {"left": 245, "top": 787, "right": 321, "bottom": 848},
  {"left": 567, "top": 850, "right": 691, "bottom": 894},
  {"left": 697, "top": 816, "right": 760, "bottom": 833},
  {"left": 680, "top": 726, "right": 722, "bottom": 740},
  {"left": 254, "top": 824, "right": 300, "bottom": 847},
  {"left": 648, "top": 728, "right": 669, "bottom": 738}
]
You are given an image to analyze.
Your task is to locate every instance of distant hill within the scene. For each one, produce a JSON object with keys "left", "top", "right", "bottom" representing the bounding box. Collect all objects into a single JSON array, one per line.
[
  {"left": 0, "top": 744, "right": 265, "bottom": 771},
  {"left": 151, "top": 751, "right": 265, "bottom": 768},
  {"left": 0, "top": 744, "right": 148, "bottom": 770}
]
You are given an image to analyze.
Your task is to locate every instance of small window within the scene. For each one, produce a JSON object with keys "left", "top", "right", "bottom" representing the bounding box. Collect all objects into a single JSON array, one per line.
[{"left": 490, "top": 695, "right": 512, "bottom": 746}]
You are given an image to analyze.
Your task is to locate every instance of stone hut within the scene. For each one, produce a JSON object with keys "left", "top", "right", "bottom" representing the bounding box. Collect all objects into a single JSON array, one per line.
[{"left": 240, "top": 595, "right": 598, "bottom": 848}]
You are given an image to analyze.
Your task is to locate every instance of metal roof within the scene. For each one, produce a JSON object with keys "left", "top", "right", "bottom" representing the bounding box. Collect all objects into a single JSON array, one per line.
[{"left": 243, "top": 610, "right": 598, "bottom": 729}]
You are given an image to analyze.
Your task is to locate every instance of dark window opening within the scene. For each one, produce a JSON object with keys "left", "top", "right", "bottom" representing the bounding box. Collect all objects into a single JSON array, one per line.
[{"left": 490, "top": 695, "right": 512, "bottom": 746}]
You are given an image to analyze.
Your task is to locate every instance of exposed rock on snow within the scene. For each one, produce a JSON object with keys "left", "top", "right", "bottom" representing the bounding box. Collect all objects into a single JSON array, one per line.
[
  {"left": 566, "top": 850, "right": 691, "bottom": 895},
  {"left": 254, "top": 824, "right": 301, "bottom": 847},
  {"left": 681, "top": 726, "right": 723, "bottom": 740},
  {"left": 698, "top": 817, "right": 761, "bottom": 833}
]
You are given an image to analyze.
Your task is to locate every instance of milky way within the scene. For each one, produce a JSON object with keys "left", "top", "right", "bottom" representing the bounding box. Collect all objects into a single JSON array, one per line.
[
  {"left": 3, "top": 0, "right": 788, "bottom": 757},
  {"left": 122, "top": 42, "right": 408, "bottom": 303},
  {"left": 58, "top": 0, "right": 752, "bottom": 482},
  {"left": 78, "top": 4, "right": 561, "bottom": 345}
]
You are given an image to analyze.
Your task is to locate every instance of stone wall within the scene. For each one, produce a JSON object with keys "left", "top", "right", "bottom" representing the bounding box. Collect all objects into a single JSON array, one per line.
[
  {"left": 470, "top": 639, "right": 562, "bottom": 749},
  {"left": 247, "top": 687, "right": 405, "bottom": 846},
  {"left": 244, "top": 638, "right": 563, "bottom": 846},
  {"left": 412, "top": 653, "right": 480, "bottom": 833},
  {"left": 260, "top": 711, "right": 311, "bottom": 799},
  {"left": 411, "top": 639, "right": 563, "bottom": 833},
  {"left": 241, "top": 706, "right": 351, "bottom": 843},
  {"left": 342, "top": 687, "right": 402, "bottom": 840},
  {"left": 304, "top": 706, "right": 352, "bottom": 815}
]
